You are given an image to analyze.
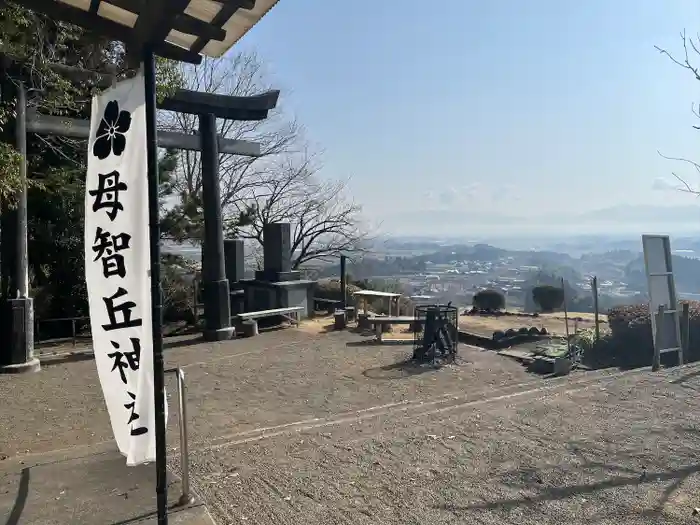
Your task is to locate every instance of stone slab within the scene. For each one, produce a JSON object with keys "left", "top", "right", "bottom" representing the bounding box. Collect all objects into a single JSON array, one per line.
[{"left": 0, "top": 449, "right": 209, "bottom": 525}]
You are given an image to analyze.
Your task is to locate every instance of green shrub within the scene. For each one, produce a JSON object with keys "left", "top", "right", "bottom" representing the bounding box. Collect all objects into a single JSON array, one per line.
[
  {"left": 532, "top": 285, "right": 564, "bottom": 312},
  {"left": 473, "top": 289, "right": 505, "bottom": 312}
]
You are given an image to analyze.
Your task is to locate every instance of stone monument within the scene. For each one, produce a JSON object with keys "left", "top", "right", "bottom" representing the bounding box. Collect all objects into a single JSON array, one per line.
[{"left": 239, "top": 223, "right": 316, "bottom": 318}]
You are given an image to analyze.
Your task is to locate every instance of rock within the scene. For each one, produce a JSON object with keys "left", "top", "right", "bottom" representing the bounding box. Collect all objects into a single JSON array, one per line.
[{"left": 553, "top": 358, "right": 572, "bottom": 376}]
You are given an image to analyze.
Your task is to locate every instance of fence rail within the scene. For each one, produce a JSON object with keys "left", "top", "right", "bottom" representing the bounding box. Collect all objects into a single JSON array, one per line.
[
  {"left": 35, "top": 284, "right": 339, "bottom": 344},
  {"left": 35, "top": 316, "right": 90, "bottom": 346}
]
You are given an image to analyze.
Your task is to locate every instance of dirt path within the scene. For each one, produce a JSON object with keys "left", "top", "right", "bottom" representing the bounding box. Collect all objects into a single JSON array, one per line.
[
  {"left": 182, "top": 363, "right": 700, "bottom": 525},
  {"left": 5, "top": 328, "right": 700, "bottom": 525}
]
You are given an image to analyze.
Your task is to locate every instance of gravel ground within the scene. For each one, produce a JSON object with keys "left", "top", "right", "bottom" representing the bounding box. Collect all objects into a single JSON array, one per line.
[
  {"left": 182, "top": 364, "right": 700, "bottom": 525},
  {"left": 5, "top": 329, "right": 700, "bottom": 524}
]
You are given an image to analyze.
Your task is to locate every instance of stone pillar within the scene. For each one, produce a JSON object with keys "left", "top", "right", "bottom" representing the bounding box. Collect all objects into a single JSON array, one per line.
[
  {"left": 199, "top": 113, "right": 233, "bottom": 341},
  {"left": 255, "top": 222, "right": 300, "bottom": 282},
  {"left": 264, "top": 222, "right": 291, "bottom": 274},
  {"left": 223, "top": 239, "right": 245, "bottom": 284},
  {"left": 1, "top": 82, "right": 39, "bottom": 374}
]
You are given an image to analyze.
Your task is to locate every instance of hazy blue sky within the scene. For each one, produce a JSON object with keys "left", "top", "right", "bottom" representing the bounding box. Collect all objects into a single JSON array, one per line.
[{"left": 235, "top": 1, "right": 699, "bottom": 236}]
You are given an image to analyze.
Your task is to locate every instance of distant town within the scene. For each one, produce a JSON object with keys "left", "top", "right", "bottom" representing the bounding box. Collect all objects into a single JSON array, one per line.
[{"left": 166, "top": 234, "right": 700, "bottom": 312}]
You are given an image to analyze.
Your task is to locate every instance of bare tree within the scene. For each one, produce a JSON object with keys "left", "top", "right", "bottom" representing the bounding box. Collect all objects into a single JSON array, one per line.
[
  {"left": 161, "top": 51, "right": 372, "bottom": 269},
  {"left": 159, "top": 51, "right": 302, "bottom": 240},
  {"left": 656, "top": 30, "right": 700, "bottom": 193},
  {"left": 229, "top": 152, "right": 369, "bottom": 270}
]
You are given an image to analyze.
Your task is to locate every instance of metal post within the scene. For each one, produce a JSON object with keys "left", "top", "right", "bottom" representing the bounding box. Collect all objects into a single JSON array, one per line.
[
  {"left": 340, "top": 255, "right": 347, "bottom": 309},
  {"left": 681, "top": 302, "right": 690, "bottom": 364},
  {"left": 653, "top": 304, "right": 664, "bottom": 372},
  {"left": 591, "top": 276, "right": 600, "bottom": 343},
  {"left": 143, "top": 45, "right": 168, "bottom": 525},
  {"left": 561, "top": 278, "right": 571, "bottom": 355},
  {"left": 166, "top": 368, "right": 194, "bottom": 506}
]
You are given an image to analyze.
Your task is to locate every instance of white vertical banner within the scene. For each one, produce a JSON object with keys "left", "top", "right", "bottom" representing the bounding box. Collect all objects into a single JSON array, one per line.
[{"left": 85, "top": 71, "right": 162, "bottom": 466}]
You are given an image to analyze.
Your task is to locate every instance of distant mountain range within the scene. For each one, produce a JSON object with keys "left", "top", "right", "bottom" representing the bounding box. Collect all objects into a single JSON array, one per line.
[{"left": 382, "top": 204, "right": 700, "bottom": 237}]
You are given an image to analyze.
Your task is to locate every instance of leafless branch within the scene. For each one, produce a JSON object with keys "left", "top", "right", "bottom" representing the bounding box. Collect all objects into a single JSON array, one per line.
[
  {"left": 655, "top": 30, "right": 700, "bottom": 82},
  {"left": 159, "top": 51, "right": 303, "bottom": 210},
  {"left": 656, "top": 30, "right": 700, "bottom": 195},
  {"left": 230, "top": 151, "right": 370, "bottom": 269}
]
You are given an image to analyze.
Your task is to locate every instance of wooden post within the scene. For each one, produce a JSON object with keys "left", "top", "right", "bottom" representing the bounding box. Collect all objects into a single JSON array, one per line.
[
  {"left": 340, "top": 255, "right": 347, "bottom": 309},
  {"left": 652, "top": 304, "right": 664, "bottom": 372},
  {"left": 562, "top": 277, "right": 571, "bottom": 355},
  {"left": 681, "top": 302, "right": 690, "bottom": 365},
  {"left": 591, "top": 276, "right": 600, "bottom": 343}
]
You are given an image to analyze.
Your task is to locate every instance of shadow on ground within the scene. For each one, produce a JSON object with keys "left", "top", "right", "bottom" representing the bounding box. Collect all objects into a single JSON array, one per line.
[
  {"left": 435, "top": 461, "right": 700, "bottom": 521},
  {"left": 363, "top": 358, "right": 444, "bottom": 380}
]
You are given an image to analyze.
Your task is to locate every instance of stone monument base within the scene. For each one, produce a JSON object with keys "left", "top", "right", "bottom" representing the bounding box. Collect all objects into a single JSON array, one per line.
[
  {"left": 254, "top": 270, "right": 302, "bottom": 282},
  {"left": 0, "top": 357, "right": 40, "bottom": 374},
  {"left": 239, "top": 278, "right": 317, "bottom": 319},
  {"left": 0, "top": 297, "right": 39, "bottom": 374}
]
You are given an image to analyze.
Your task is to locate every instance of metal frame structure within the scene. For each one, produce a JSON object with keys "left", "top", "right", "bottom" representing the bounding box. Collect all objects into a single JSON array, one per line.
[
  {"left": 413, "top": 304, "right": 458, "bottom": 363},
  {"left": 6, "top": 2, "right": 281, "bottom": 523},
  {"left": 642, "top": 234, "right": 683, "bottom": 369}
]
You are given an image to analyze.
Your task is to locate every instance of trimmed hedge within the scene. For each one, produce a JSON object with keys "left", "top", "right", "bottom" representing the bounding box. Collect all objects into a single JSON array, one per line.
[
  {"left": 473, "top": 289, "right": 505, "bottom": 312},
  {"left": 606, "top": 301, "right": 700, "bottom": 366}
]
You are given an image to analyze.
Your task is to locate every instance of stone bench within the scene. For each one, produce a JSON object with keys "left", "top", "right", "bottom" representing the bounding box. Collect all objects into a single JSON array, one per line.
[
  {"left": 367, "top": 316, "right": 425, "bottom": 342},
  {"left": 234, "top": 306, "right": 305, "bottom": 337}
]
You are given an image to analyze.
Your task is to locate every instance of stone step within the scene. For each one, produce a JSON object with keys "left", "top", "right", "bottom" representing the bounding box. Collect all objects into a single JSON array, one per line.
[{"left": 497, "top": 348, "right": 536, "bottom": 363}]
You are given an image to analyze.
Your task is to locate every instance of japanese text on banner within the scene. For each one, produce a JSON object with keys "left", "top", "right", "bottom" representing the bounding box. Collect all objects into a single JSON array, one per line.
[{"left": 84, "top": 72, "right": 161, "bottom": 466}]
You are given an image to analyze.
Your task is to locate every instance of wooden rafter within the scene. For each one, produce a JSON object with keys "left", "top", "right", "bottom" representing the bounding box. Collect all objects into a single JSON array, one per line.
[
  {"left": 16, "top": 0, "right": 281, "bottom": 64},
  {"left": 19, "top": 0, "right": 203, "bottom": 63},
  {"left": 108, "top": 0, "right": 226, "bottom": 41},
  {"left": 190, "top": 0, "right": 254, "bottom": 55}
]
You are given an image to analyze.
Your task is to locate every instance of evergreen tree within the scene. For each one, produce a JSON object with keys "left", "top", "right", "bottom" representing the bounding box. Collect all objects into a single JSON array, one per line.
[{"left": 0, "top": 3, "right": 182, "bottom": 319}]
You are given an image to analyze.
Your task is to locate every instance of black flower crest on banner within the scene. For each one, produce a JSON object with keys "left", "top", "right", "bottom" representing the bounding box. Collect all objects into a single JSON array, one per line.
[{"left": 93, "top": 101, "right": 132, "bottom": 160}]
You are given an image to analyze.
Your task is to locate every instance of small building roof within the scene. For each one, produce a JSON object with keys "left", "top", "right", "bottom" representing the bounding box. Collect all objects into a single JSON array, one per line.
[
  {"left": 353, "top": 290, "right": 402, "bottom": 298},
  {"left": 21, "top": 0, "right": 280, "bottom": 63}
]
